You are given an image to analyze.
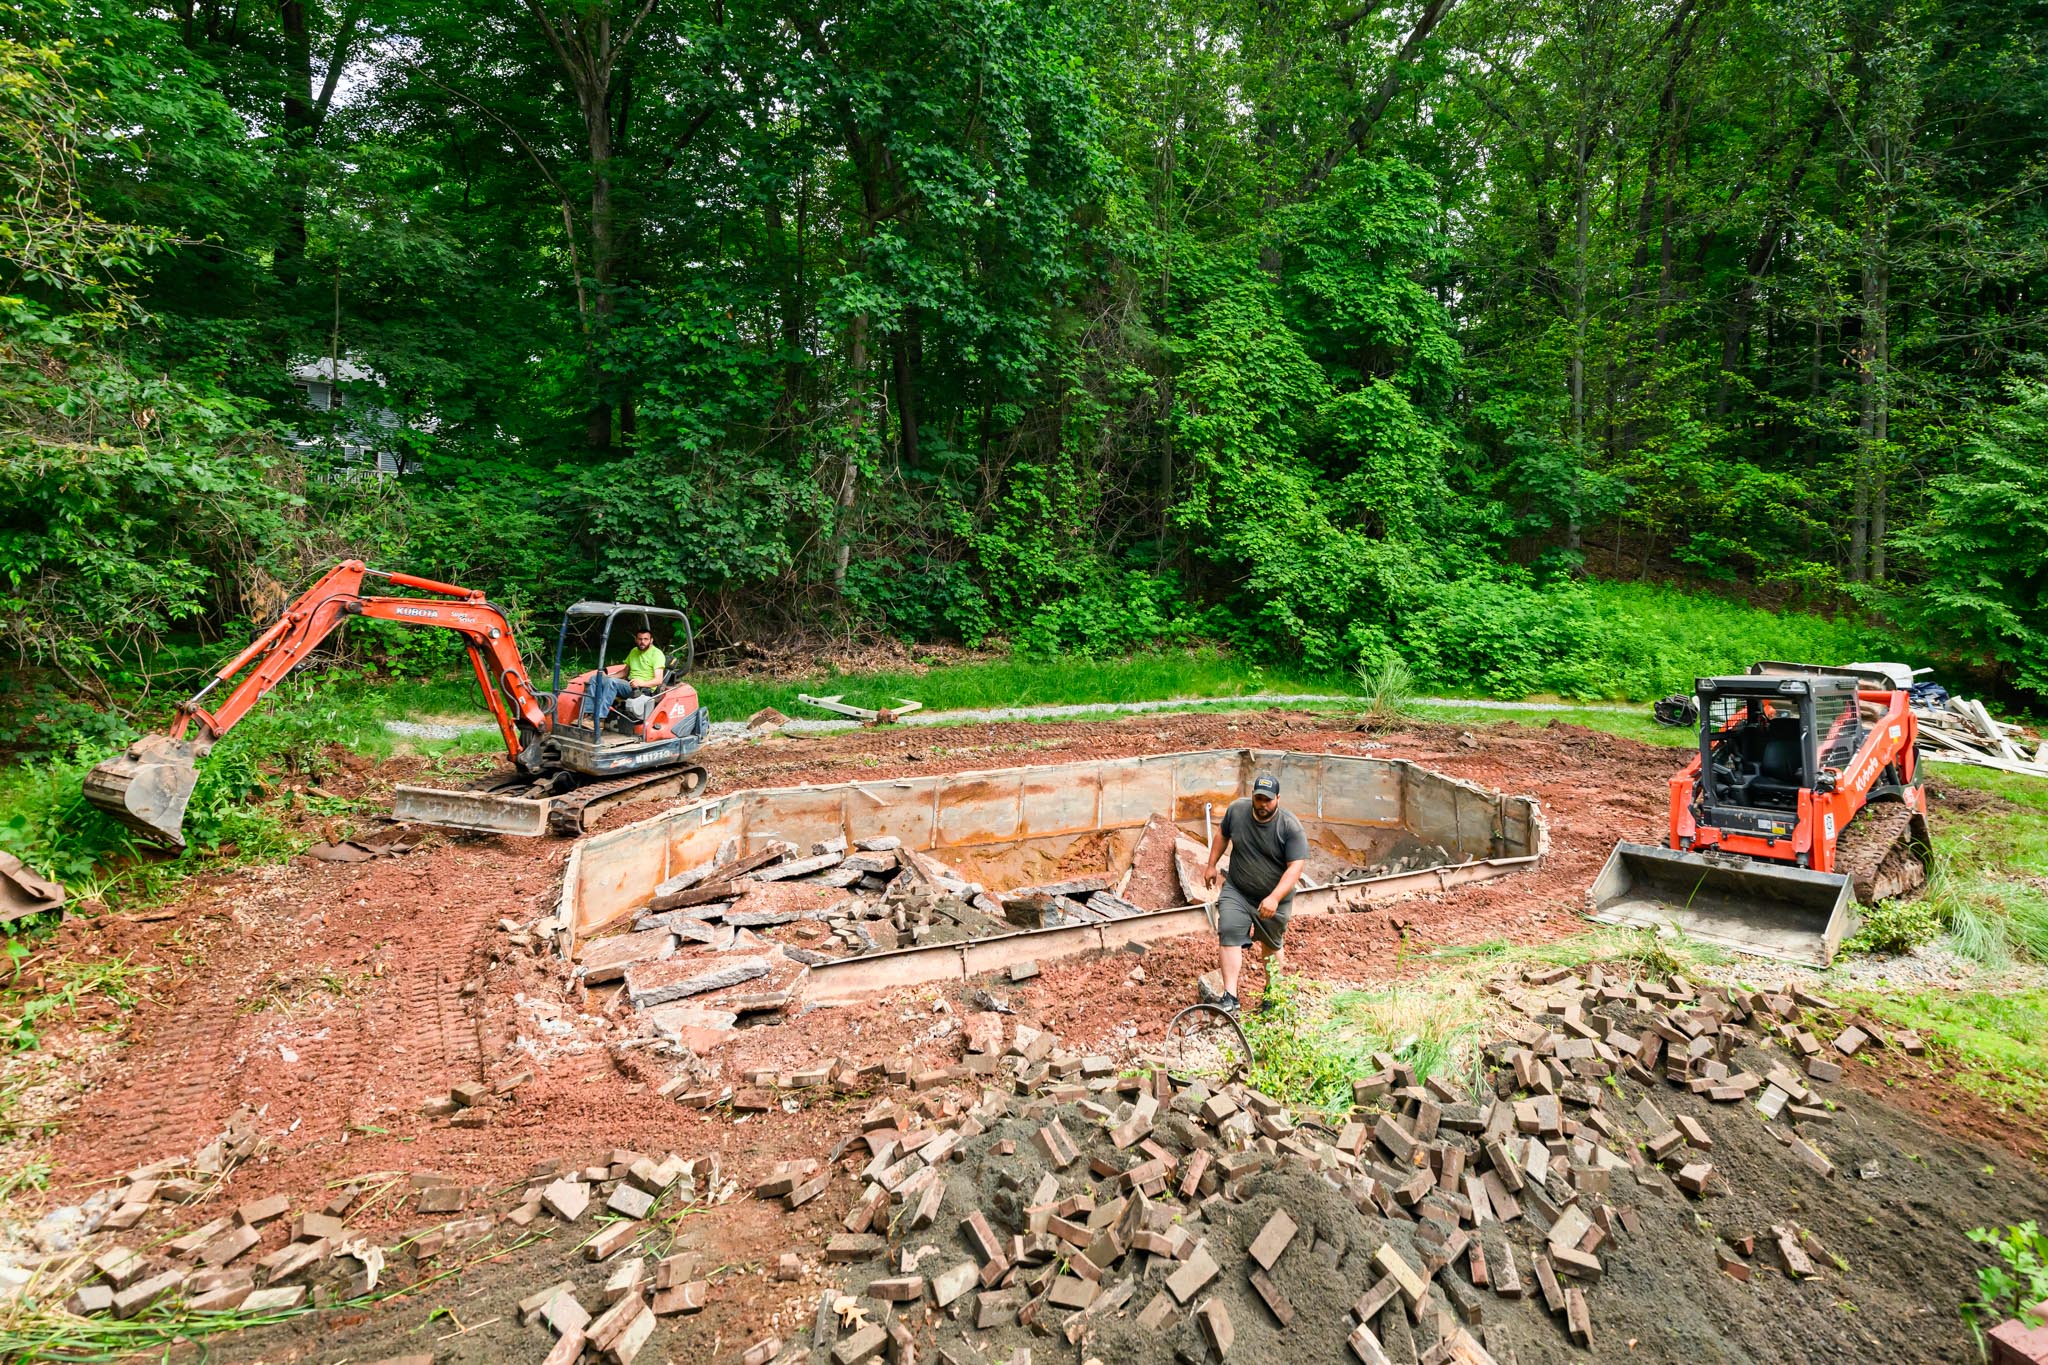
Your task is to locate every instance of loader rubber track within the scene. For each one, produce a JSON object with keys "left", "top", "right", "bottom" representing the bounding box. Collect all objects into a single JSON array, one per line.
[{"left": 1836, "top": 802, "right": 1930, "bottom": 905}]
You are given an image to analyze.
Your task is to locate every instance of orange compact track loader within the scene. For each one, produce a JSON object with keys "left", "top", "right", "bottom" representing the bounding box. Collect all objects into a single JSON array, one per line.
[
  {"left": 1589, "top": 663, "right": 1931, "bottom": 966},
  {"left": 84, "top": 561, "right": 709, "bottom": 846}
]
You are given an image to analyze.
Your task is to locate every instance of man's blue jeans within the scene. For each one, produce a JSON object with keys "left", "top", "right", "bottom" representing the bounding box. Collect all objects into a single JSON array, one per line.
[{"left": 583, "top": 674, "right": 634, "bottom": 722}]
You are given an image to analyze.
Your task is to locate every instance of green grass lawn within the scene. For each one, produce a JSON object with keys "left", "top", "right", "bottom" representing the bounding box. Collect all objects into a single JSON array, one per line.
[
  {"left": 1846, "top": 988, "right": 2048, "bottom": 1116},
  {"left": 691, "top": 648, "right": 1334, "bottom": 719}
]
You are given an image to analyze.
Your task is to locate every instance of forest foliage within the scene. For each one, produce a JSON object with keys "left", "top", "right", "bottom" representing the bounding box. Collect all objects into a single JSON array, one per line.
[{"left": 3, "top": 0, "right": 2046, "bottom": 717}]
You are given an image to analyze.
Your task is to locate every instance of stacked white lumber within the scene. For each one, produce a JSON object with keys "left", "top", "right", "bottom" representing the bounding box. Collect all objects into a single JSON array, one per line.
[{"left": 1914, "top": 696, "right": 2047, "bottom": 777}]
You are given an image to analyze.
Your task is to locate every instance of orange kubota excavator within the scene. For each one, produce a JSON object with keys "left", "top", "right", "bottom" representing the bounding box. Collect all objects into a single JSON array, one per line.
[{"left": 84, "top": 560, "right": 709, "bottom": 845}]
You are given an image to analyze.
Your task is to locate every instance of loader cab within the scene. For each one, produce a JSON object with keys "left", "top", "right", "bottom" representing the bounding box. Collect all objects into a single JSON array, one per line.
[{"left": 1695, "top": 675, "right": 1863, "bottom": 829}]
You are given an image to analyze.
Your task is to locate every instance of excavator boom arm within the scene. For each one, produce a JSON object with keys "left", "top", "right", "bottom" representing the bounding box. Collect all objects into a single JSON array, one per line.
[
  {"left": 86, "top": 560, "right": 548, "bottom": 847},
  {"left": 172, "top": 561, "right": 547, "bottom": 754}
]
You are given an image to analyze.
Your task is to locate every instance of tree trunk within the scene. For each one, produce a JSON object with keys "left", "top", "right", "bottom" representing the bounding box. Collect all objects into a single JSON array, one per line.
[
  {"left": 1851, "top": 219, "right": 1888, "bottom": 582},
  {"left": 1567, "top": 148, "right": 1592, "bottom": 555},
  {"left": 834, "top": 311, "right": 869, "bottom": 594},
  {"left": 892, "top": 320, "right": 920, "bottom": 471},
  {"left": 582, "top": 89, "right": 615, "bottom": 450},
  {"left": 276, "top": 0, "right": 315, "bottom": 281}
]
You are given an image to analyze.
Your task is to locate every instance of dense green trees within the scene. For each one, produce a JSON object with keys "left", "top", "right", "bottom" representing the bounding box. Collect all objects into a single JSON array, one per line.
[{"left": 4, "top": 0, "right": 2045, "bottom": 701}]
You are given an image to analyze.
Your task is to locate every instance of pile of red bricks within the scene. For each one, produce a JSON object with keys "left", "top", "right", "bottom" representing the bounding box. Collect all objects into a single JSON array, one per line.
[
  {"left": 770, "top": 960, "right": 1903, "bottom": 1365},
  {"left": 44, "top": 1141, "right": 737, "bottom": 1363}
]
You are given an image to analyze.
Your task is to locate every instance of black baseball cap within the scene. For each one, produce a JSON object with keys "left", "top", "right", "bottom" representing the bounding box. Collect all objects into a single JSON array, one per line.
[{"left": 1252, "top": 774, "right": 1280, "bottom": 798}]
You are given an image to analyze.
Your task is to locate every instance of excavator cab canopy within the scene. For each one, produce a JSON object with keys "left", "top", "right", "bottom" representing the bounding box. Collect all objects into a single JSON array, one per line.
[{"left": 549, "top": 603, "right": 695, "bottom": 699}]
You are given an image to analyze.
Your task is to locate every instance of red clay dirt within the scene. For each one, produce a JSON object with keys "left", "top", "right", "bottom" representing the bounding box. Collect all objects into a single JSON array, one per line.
[
  {"left": 13, "top": 708, "right": 2046, "bottom": 1362},
  {"left": 39, "top": 710, "right": 1674, "bottom": 1195}
]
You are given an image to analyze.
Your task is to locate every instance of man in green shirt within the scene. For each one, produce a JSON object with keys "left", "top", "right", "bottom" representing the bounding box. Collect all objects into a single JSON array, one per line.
[
  {"left": 624, "top": 630, "right": 666, "bottom": 688},
  {"left": 587, "top": 629, "right": 666, "bottom": 726}
]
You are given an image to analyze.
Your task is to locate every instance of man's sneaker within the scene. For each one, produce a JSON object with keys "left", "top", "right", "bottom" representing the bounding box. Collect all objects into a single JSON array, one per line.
[
  {"left": 1252, "top": 993, "right": 1278, "bottom": 1016},
  {"left": 1218, "top": 992, "right": 1240, "bottom": 1017}
]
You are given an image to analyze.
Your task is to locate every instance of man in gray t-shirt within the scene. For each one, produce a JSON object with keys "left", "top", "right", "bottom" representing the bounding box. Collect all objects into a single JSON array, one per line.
[{"left": 1200, "top": 772, "right": 1308, "bottom": 1015}]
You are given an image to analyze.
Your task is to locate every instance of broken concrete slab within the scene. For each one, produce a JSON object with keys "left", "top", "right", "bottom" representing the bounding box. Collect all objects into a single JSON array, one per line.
[{"left": 623, "top": 956, "right": 772, "bottom": 1008}]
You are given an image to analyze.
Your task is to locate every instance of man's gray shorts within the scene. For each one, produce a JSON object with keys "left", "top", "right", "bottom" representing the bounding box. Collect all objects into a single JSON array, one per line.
[{"left": 1215, "top": 881, "right": 1290, "bottom": 950}]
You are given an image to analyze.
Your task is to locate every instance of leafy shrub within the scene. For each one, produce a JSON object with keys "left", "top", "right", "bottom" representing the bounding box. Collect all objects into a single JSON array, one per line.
[
  {"left": 1889, "top": 380, "right": 2048, "bottom": 694},
  {"left": 1962, "top": 1223, "right": 2048, "bottom": 1351},
  {"left": 1844, "top": 897, "right": 1944, "bottom": 956},
  {"left": 1012, "top": 568, "right": 1205, "bottom": 657},
  {"left": 844, "top": 556, "right": 993, "bottom": 644}
]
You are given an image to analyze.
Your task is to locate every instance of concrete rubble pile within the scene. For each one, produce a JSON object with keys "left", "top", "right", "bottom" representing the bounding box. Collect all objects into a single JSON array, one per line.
[
  {"left": 567, "top": 815, "right": 1451, "bottom": 1052},
  {"left": 753, "top": 962, "right": 1910, "bottom": 1365},
  {"left": 567, "top": 821, "right": 1207, "bottom": 1041},
  {"left": 564, "top": 835, "right": 1010, "bottom": 1032}
]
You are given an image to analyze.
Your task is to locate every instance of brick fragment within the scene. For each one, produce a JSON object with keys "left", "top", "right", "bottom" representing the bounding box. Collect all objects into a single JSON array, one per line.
[
  {"left": 1352, "top": 1274, "right": 1400, "bottom": 1323},
  {"left": 236, "top": 1194, "right": 291, "bottom": 1226},
  {"left": 542, "top": 1179, "right": 591, "bottom": 1222},
  {"left": 1551, "top": 1245, "right": 1601, "bottom": 1280},
  {"left": 533, "top": 1328, "right": 585, "bottom": 1365},
  {"left": 584, "top": 1220, "right": 644, "bottom": 1261},
  {"left": 1196, "top": 1297, "right": 1234, "bottom": 1356},
  {"left": 542, "top": 1292, "right": 591, "bottom": 1337},
  {"left": 517, "top": 1279, "right": 578, "bottom": 1323},
  {"left": 1137, "top": 1290, "right": 1177, "bottom": 1330},
  {"left": 608, "top": 1304, "right": 657, "bottom": 1363},
  {"left": 416, "top": 1185, "right": 464, "bottom": 1215},
  {"left": 1371, "top": 1243, "right": 1428, "bottom": 1308},
  {"left": 868, "top": 1275, "right": 924, "bottom": 1302},
  {"left": 1564, "top": 1286, "right": 1593, "bottom": 1346},
  {"left": 1034, "top": 1120, "right": 1081, "bottom": 1168},
  {"left": 608, "top": 1184, "right": 656, "bottom": 1219},
  {"left": 1348, "top": 1322, "right": 1395, "bottom": 1365},
  {"left": 199, "top": 1225, "right": 261, "bottom": 1268},
  {"left": 111, "top": 1270, "right": 183, "bottom": 1318},
  {"left": 1165, "top": 1243, "right": 1219, "bottom": 1303},
  {"left": 1248, "top": 1209, "right": 1298, "bottom": 1270},
  {"left": 239, "top": 1284, "right": 306, "bottom": 1312},
  {"left": 651, "top": 1280, "right": 708, "bottom": 1315}
]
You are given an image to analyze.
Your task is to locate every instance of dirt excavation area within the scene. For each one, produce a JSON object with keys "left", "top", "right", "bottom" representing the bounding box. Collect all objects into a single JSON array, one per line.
[{"left": 2, "top": 709, "right": 2042, "bottom": 1364}]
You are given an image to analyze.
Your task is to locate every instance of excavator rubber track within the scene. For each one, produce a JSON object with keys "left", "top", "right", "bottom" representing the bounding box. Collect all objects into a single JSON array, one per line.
[
  {"left": 1836, "top": 802, "right": 1931, "bottom": 905},
  {"left": 544, "top": 764, "right": 707, "bottom": 835}
]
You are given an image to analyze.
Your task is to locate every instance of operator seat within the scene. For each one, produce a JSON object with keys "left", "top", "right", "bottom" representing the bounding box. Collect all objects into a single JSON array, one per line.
[{"left": 1747, "top": 715, "right": 1806, "bottom": 809}]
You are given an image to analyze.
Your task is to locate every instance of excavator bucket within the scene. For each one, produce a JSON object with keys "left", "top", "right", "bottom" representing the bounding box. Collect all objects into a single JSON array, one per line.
[
  {"left": 83, "top": 735, "right": 203, "bottom": 849},
  {"left": 1588, "top": 842, "right": 1855, "bottom": 967}
]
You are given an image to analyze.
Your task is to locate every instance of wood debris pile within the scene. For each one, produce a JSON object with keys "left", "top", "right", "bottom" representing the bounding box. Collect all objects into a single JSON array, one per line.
[{"left": 1915, "top": 694, "right": 2045, "bottom": 777}]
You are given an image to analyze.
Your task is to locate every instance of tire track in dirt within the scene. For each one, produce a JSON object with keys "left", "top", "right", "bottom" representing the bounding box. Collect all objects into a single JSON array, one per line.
[{"left": 57, "top": 851, "right": 520, "bottom": 1178}]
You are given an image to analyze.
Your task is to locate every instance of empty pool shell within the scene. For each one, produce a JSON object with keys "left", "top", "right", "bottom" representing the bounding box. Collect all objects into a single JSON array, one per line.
[{"left": 553, "top": 748, "right": 1548, "bottom": 1001}]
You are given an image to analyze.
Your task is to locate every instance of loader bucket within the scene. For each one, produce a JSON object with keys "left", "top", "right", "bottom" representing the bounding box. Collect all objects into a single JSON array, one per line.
[
  {"left": 392, "top": 784, "right": 551, "bottom": 837},
  {"left": 83, "top": 735, "right": 202, "bottom": 849},
  {"left": 1588, "top": 841, "right": 1855, "bottom": 967}
]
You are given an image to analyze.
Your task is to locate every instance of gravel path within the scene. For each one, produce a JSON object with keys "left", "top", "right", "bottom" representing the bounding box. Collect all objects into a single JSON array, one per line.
[{"left": 387, "top": 691, "right": 1648, "bottom": 746}]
